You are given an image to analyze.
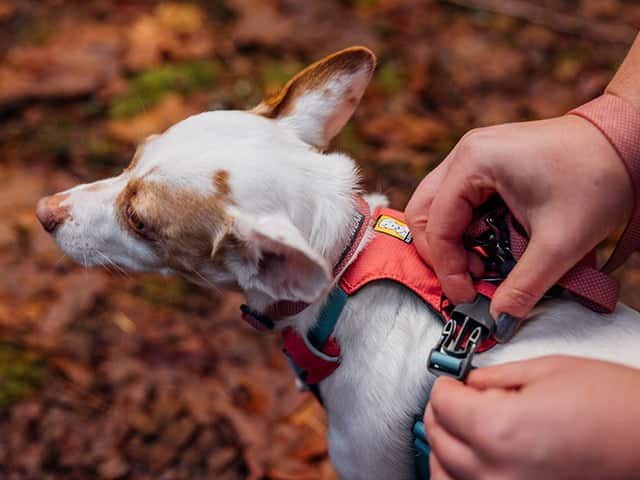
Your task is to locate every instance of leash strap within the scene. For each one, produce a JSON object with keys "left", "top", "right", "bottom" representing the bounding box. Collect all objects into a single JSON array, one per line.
[{"left": 569, "top": 93, "right": 640, "bottom": 273}]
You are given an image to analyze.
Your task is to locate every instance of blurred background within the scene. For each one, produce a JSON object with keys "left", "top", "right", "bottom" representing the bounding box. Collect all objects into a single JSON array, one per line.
[{"left": 0, "top": 0, "right": 639, "bottom": 478}]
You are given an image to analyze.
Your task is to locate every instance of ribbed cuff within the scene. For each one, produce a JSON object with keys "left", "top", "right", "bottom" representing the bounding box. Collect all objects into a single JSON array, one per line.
[{"left": 569, "top": 93, "right": 640, "bottom": 272}]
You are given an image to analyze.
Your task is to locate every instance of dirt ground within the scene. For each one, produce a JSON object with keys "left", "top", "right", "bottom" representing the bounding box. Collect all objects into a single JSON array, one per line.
[{"left": 1, "top": 1, "right": 639, "bottom": 479}]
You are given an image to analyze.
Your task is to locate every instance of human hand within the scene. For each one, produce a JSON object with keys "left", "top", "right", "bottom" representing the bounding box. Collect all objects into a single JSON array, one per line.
[
  {"left": 425, "top": 356, "right": 640, "bottom": 480},
  {"left": 405, "top": 115, "right": 633, "bottom": 328}
]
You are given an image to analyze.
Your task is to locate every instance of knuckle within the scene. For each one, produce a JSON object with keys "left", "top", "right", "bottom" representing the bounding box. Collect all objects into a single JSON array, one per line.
[
  {"left": 535, "top": 233, "right": 571, "bottom": 260},
  {"left": 467, "top": 400, "right": 492, "bottom": 437},
  {"left": 483, "top": 412, "right": 519, "bottom": 450},
  {"left": 424, "top": 226, "right": 445, "bottom": 250},
  {"left": 498, "top": 285, "right": 539, "bottom": 313},
  {"left": 405, "top": 200, "right": 421, "bottom": 224},
  {"left": 456, "top": 128, "right": 496, "bottom": 162}
]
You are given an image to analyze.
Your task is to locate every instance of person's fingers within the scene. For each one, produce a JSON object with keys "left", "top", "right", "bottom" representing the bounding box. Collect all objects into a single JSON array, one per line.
[
  {"left": 429, "top": 452, "right": 456, "bottom": 480},
  {"left": 466, "top": 356, "right": 567, "bottom": 390},
  {"left": 406, "top": 154, "right": 456, "bottom": 266},
  {"left": 425, "top": 162, "right": 494, "bottom": 304},
  {"left": 467, "top": 250, "right": 486, "bottom": 278},
  {"left": 489, "top": 231, "right": 587, "bottom": 320},
  {"left": 429, "top": 377, "right": 499, "bottom": 448},
  {"left": 424, "top": 404, "right": 482, "bottom": 480}
]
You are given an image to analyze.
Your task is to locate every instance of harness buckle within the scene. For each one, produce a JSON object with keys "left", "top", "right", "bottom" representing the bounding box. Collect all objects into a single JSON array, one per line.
[
  {"left": 470, "top": 210, "right": 517, "bottom": 280},
  {"left": 427, "top": 295, "right": 496, "bottom": 381}
]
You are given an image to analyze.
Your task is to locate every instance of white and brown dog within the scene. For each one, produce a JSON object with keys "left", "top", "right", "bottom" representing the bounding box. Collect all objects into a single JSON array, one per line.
[{"left": 36, "top": 47, "right": 640, "bottom": 479}]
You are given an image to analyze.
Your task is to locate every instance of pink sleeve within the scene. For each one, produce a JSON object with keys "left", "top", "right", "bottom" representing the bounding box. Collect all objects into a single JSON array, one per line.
[{"left": 569, "top": 93, "right": 640, "bottom": 272}]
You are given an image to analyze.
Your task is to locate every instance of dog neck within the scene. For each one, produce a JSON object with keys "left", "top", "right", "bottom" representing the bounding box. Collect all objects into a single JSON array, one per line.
[
  {"left": 242, "top": 150, "right": 374, "bottom": 333},
  {"left": 291, "top": 151, "right": 363, "bottom": 265}
]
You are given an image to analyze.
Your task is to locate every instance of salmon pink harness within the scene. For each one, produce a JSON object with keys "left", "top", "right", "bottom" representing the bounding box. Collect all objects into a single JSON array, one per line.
[
  {"left": 240, "top": 197, "right": 620, "bottom": 479},
  {"left": 241, "top": 198, "right": 619, "bottom": 388}
]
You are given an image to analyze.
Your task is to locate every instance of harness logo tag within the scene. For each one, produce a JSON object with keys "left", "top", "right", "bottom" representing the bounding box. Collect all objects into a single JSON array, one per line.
[{"left": 374, "top": 215, "right": 412, "bottom": 243}]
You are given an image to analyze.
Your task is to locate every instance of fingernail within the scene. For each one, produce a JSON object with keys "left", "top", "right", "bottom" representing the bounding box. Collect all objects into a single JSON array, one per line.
[{"left": 495, "top": 313, "right": 520, "bottom": 342}]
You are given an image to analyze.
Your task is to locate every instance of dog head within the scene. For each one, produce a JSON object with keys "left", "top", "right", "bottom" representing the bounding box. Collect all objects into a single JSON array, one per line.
[{"left": 36, "top": 47, "right": 376, "bottom": 304}]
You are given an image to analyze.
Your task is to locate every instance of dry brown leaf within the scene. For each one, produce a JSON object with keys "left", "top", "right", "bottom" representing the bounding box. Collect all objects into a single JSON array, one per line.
[
  {"left": 125, "top": 4, "right": 213, "bottom": 70},
  {"left": 0, "top": 23, "right": 123, "bottom": 107},
  {"left": 361, "top": 113, "right": 447, "bottom": 148}
]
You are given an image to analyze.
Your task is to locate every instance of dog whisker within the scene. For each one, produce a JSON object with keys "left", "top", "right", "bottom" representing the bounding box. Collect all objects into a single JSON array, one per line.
[
  {"left": 95, "top": 250, "right": 130, "bottom": 279},
  {"left": 81, "top": 251, "right": 89, "bottom": 282},
  {"left": 192, "top": 269, "right": 220, "bottom": 293}
]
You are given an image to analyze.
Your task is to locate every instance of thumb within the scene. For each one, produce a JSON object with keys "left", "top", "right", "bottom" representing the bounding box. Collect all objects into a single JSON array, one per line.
[{"left": 489, "top": 232, "right": 584, "bottom": 335}]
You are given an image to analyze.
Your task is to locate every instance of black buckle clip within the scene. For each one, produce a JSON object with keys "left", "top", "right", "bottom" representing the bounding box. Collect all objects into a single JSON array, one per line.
[
  {"left": 427, "top": 295, "right": 496, "bottom": 381},
  {"left": 470, "top": 211, "right": 516, "bottom": 280}
]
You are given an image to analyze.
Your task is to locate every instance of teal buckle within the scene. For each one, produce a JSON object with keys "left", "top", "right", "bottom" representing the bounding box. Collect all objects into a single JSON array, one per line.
[
  {"left": 427, "top": 295, "right": 495, "bottom": 381},
  {"left": 413, "top": 420, "right": 430, "bottom": 479}
]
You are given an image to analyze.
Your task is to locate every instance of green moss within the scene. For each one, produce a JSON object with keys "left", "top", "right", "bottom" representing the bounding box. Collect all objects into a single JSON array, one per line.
[
  {"left": 32, "top": 119, "right": 74, "bottom": 158},
  {"left": 0, "top": 342, "right": 45, "bottom": 411},
  {"left": 109, "top": 60, "right": 221, "bottom": 119},
  {"left": 17, "top": 16, "right": 54, "bottom": 45},
  {"left": 335, "top": 122, "right": 368, "bottom": 158},
  {"left": 86, "top": 136, "right": 123, "bottom": 172},
  {"left": 373, "top": 60, "right": 408, "bottom": 96},
  {"left": 259, "top": 60, "right": 303, "bottom": 93},
  {"left": 373, "top": 19, "right": 394, "bottom": 39},
  {"left": 135, "top": 277, "right": 191, "bottom": 307}
]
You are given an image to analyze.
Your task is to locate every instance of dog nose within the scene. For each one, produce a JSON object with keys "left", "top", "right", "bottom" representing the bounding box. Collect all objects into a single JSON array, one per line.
[{"left": 36, "top": 194, "right": 70, "bottom": 233}]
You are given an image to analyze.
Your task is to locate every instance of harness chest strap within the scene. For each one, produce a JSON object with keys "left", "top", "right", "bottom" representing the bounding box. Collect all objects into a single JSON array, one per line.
[
  {"left": 279, "top": 205, "right": 621, "bottom": 388},
  {"left": 281, "top": 207, "right": 501, "bottom": 388},
  {"left": 251, "top": 204, "right": 622, "bottom": 480}
]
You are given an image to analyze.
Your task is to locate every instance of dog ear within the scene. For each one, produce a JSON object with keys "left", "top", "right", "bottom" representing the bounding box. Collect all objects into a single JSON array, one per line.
[
  {"left": 232, "top": 212, "right": 331, "bottom": 303},
  {"left": 253, "top": 46, "right": 376, "bottom": 149}
]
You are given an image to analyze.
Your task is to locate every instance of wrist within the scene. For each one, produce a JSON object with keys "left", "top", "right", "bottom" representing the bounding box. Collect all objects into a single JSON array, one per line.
[
  {"left": 567, "top": 114, "right": 634, "bottom": 221},
  {"left": 569, "top": 94, "right": 640, "bottom": 271}
]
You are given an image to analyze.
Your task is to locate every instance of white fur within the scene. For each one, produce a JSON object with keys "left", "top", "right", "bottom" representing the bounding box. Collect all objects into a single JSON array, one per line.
[{"left": 43, "top": 53, "right": 640, "bottom": 480}]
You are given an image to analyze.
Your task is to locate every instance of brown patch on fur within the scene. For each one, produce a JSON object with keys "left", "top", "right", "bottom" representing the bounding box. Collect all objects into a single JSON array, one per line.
[
  {"left": 252, "top": 46, "right": 376, "bottom": 118},
  {"left": 115, "top": 177, "right": 239, "bottom": 276},
  {"left": 212, "top": 170, "right": 232, "bottom": 199}
]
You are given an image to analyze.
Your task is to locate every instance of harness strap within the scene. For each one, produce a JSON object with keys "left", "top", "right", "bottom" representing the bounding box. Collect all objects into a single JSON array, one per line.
[
  {"left": 281, "top": 288, "right": 347, "bottom": 385},
  {"left": 467, "top": 207, "right": 619, "bottom": 313}
]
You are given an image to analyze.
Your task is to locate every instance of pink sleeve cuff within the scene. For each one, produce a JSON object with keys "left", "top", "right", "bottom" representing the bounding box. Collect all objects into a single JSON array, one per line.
[{"left": 569, "top": 93, "right": 640, "bottom": 272}]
